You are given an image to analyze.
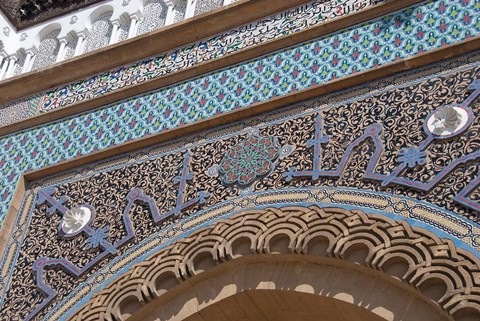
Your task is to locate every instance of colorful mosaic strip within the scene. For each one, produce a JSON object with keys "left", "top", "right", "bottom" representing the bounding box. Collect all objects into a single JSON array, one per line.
[
  {"left": 0, "top": 0, "right": 385, "bottom": 126},
  {"left": 0, "top": 0, "right": 479, "bottom": 226}
]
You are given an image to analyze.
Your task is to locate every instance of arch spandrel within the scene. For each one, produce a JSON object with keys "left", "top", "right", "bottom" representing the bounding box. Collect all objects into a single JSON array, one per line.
[{"left": 1, "top": 55, "right": 480, "bottom": 320}]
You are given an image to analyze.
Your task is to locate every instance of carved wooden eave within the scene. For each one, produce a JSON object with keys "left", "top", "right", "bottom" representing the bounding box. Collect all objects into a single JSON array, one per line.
[
  {"left": 0, "top": 0, "right": 105, "bottom": 30},
  {"left": 0, "top": 0, "right": 433, "bottom": 136}
]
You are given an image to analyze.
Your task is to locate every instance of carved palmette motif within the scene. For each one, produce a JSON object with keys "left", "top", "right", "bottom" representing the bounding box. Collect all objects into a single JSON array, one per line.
[{"left": 1, "top": 66, "right": 480, "bottom": 320}]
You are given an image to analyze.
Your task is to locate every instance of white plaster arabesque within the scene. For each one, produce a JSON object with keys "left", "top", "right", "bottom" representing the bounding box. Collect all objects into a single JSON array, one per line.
[
  {"left": 117, "top": 18, "right": 130, "bottom": 42},
  {"left": 83, "top": 11, "right": 114, "bottom": 53},
  {"left": 31, "top": 29, "right": 61, "bottom": 70},
  {"left": 194, "top": 0, "right": 224, "bottom": 16},
  {"left": 137, "top": 0, "right": 168, "bottom": 36},
  {"left": 63, "top": 36, "right": 78, "bottom": 61},
  {"left": 173, "top": 0, "right": 188, "bottom": 22},
  {"left": 0, "top": 0, "right": 228, "bottom": 81},
  {"left": 11, "top": 52, "right": 24, "bottom": 76}
]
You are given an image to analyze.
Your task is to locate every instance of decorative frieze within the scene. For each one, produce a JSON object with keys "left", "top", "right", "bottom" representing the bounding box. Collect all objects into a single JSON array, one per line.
[
  {"left": 0, "top": 0, "right": 387, "bottom": 123},
  {"left": 39, "top": 0, "right": 384, "bottom": 111},
  {"left": 0, "top": 0, "right": 216, "bottom": 80}
]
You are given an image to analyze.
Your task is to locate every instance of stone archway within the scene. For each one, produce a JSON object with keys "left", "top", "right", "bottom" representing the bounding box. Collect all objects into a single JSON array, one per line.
[
  {"left": 182, "top": 289, "right": 390, "bottom": 321},
  {"left": 68, "top": 206, "right": 480, "bottom": 321},
  {"left": 115, "top": 256, "right": 451, "bottom": 321}
]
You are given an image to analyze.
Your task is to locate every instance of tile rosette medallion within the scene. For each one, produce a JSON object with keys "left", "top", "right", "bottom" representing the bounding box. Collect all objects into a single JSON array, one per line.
[{"left": 219, "top": 134, "right": 280, "bottom": 186}]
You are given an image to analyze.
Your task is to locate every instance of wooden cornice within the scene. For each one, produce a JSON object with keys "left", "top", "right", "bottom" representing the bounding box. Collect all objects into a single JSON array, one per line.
[
  {"left": 0, "top": 0, "right": 424, "bottom": 136},
  {"left": 0, "top": 0, "right": 311, "bottom": 104}
]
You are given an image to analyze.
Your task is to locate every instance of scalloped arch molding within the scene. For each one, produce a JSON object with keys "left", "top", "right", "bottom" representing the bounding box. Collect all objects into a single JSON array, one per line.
[{"left": 69, "top": 206, "right": 480, "bottom": 321}]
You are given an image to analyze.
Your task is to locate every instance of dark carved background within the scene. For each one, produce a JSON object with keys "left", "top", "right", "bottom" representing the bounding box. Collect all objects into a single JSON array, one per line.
[
  {"left": 2, "top": 61, "right": 480, "bottom": 320},
  {"left": 1, "top": 0, "right": 104, "bottom": 30}
]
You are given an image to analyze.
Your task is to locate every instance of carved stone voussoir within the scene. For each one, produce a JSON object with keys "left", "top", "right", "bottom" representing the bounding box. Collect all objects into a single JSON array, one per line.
[{"left": 69, "top": 206, "right": 480, "bottom": 321}]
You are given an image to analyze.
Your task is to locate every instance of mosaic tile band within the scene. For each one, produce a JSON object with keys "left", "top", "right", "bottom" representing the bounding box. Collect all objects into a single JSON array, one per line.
[
  {"left": 0, "top": 0, "right": 386, "bottom": 126},
  {"left": 0, "top": 0, "right": 479, "bottom": 227}
]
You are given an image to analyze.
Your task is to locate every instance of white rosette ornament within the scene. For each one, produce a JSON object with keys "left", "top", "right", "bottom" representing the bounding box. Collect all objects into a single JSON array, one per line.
[
  {"left": 59, "top": 206, "right": 93, "bottom": 237},
  {"left": 425, "top": 105, "right": 472, "bottom": 139}
]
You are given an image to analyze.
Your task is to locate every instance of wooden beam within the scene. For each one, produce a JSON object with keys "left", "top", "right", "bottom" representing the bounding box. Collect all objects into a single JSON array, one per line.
[
  {"left": 0, "top": 0, "right": 311, "bottom": 104},
  {"left": 0, "top": 0, "right": 424, "bottom": 136}
]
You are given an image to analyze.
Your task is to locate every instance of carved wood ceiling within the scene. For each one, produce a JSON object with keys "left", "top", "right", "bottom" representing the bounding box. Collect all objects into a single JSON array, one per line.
[{"left": 1, "top": 0, "right": 105, "bottom": 30}]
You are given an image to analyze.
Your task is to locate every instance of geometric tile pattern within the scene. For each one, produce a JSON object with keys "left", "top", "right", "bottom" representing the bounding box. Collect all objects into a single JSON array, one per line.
[
  {"left": 0, "top": 0, "right": 479, "bottom": 226},
  {"left": 0, "top": 94, "right": 41, "bottom": 126}
]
